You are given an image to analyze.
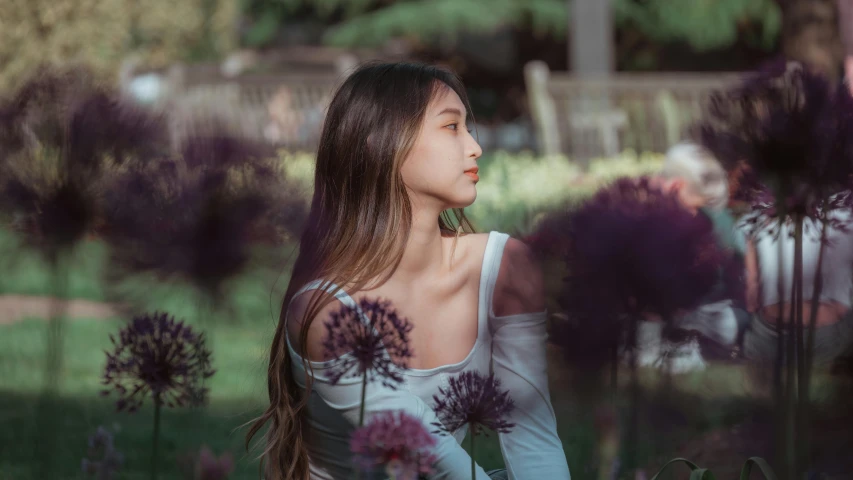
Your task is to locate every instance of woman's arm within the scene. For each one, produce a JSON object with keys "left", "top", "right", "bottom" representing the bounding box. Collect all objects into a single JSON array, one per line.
[
  {"left": 490, "top": 238, "right": 571, "bottom": 480},
  {"left": 744, "top": 238, "right": 760, "bottom": 313}
]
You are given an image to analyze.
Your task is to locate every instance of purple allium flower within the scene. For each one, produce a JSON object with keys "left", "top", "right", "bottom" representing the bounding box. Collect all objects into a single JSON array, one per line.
[
  {"left": 104, "top": 173, "right": 268, "bottom": 295},
  {"left": 100, "top": 132, "right": 304, "bottom": 299},
  {"left": 179, "top": 131, "right": 273, "bottom": 172},
  {"left": 322, "top": 298, "right": 413, "bottom": 387},
  {"left": 65, "top": 89, "right": 168, "bottom": 173},
  {"left": 539, "top": 177, "right": 723, "bottom": 319},
  {"left": 0, "top": 88, "right": 99, "bottom": 256},
  {"left": 0, "top": 65, "right": 165, "bottom": 173},
  {"left": 81, "top": 426, "right": 124, "bottom": 480},
  {"left": 0, "top": 171, "right": 97, "bottom": 260},
  {"left": 0, "top": 66, "right": 167, "bottom": 260},
  {"left": 698, "top": 60, "right": 853, "bottom": 225},
  {"left": 101, "top": 312, "right": 215, "bottom": 412},
  {"left": 0, "top": 66, "right": 96, "bottom": 158},
  {"left": 527, "top": 177, "right": 724, "bottom": 366},
  {"left": 431, "top": 371, "right": 515, "bottom": 436},
  {"left": 350, "top": 410, "right": 438, "bottom": 480}
]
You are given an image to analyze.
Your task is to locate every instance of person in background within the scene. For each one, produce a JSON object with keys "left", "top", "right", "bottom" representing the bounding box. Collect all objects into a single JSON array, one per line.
[
  {"left": 633, "top": 142, "right": 750, "bottom": 373},
  {"left": 740, "top": 205, "right": 853, "bottom": 369}
]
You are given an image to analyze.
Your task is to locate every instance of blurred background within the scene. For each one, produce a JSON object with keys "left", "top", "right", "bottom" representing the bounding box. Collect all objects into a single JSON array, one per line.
[
  {"left": 1, "top": 1, "right": 853, "bottom": 479},
  {"left": 5, "top": 0, "right": 840, "bottom": 159}
]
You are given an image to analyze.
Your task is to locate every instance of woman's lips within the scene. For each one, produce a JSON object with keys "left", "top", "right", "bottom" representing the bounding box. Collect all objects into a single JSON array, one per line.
[{"left": 464, "top": 167, "right": 479, "bottom": 182}]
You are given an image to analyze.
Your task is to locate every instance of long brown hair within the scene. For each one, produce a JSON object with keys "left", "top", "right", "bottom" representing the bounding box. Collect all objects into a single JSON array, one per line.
[{"left": 246, "top": 62, "right": 476, "bottom": 480}]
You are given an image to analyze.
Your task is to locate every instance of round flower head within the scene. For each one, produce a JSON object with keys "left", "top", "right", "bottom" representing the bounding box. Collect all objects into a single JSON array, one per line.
[
  {"left": 322, "top": 297, "right": 414, "bottom": 387},
  {"left": 101, "top": 312, "right": 215, "bottom": 412},
  {"left": 350, "top": 410, "right": 438, "bottom": 480},
  {"left": 65, "top": 88, "right": 169, "bottom": 174},
  {"left": 0, "top": 66, "right": 101, "bottom": 158},
  {"left": 0, "top": 71, "right": 165, "bottom": 260},
  {"left": 536, "top": 176, "right": 723, "bottom": 321},
  {"left": 101, "top": 131, "right": 305, "bottom": 299},
  {"left": 699, "top": 59, "right": 853, "bottom": 225},
  {"left": 431, "top": 371, "right": 515, "bottom": 436},
  {"left": 0, "top": 177, "right": 96, "bottom": 260},
  {"left": 527, "top": 177, "right": 724, "bottom": 367}
]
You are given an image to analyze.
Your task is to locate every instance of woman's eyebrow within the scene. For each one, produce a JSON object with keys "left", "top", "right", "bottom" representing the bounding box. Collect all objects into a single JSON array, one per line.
[{"left": 435, "top": 107, "right": 465, "bottom": 118}]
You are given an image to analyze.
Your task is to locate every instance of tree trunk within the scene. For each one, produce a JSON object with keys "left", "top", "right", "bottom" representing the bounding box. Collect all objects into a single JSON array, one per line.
[
  {"left": 570, "top": 0, "right": 613, "bottom": 76},
  {"left": 780, "top": 0, "right": 844, "bottom": 81}
]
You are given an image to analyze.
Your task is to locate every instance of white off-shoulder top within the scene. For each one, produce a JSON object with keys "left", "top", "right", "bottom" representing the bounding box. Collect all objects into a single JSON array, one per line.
[{"left": 284, "top": 231, "right": 571, "bottom": 479}]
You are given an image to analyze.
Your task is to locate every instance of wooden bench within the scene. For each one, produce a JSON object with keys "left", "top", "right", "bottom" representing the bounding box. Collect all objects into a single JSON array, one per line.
[{"left": 524, "top": 61, "right": 742, "bottom": 163}]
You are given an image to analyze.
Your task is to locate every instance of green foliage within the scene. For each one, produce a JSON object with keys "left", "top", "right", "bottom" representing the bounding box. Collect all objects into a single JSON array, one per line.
[
  {"left": 650, "top": 458, "right": 717, "bottom": 480},
  {"left": 0, "top": 0, "right": 239, "bottom": 92},
  {"left": 323, "top": 0, "right": 568, "bottom": 46},
  {"left": 649, "top": 456, "right": 778, "bottom": 480},
  {"left": 241, "top": 0, "right": 780, "bottom": 52},
  {"left": 274, "top": 149, "right": 665, "bottom": 236},
  {"left": 613, "top": 0, "right": 782, "bottom": 51}
]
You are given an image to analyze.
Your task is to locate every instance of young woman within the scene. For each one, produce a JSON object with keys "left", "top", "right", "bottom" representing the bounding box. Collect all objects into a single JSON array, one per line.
[{"left": 247, "top": 63, "right": 571, "bottom": 480}]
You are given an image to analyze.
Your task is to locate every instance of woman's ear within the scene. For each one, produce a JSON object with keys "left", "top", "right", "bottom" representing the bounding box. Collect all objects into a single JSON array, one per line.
[
  {"left": 670, "top": 178, "right": 688, "bottom": 194},
  {"left": 656, "top": 177, "right": 682, "bottom": 194}
]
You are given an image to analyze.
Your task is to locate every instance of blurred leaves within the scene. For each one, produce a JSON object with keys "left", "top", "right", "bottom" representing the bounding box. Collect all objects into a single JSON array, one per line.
[
  {"left": 613, "top": 0, "right": 781, "bottom": 51},
  {"left": 0, "top": 0, "right": 239, "bottom": 91},
  {"left": 244, "top": 0, "right": 780, "bottom": 52},
  {"left": 323, "top": 0, "right": 570, "bottom": 47}
]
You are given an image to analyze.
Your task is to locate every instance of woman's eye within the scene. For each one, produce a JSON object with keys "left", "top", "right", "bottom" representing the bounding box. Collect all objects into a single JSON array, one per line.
[{"left": 446, "top": 123, "right": 458, "bottom": 131}]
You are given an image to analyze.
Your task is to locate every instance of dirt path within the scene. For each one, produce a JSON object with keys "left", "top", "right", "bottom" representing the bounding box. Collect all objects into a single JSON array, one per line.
[{"left": 0, "top": 294, "right": 122, "bottom": 325}]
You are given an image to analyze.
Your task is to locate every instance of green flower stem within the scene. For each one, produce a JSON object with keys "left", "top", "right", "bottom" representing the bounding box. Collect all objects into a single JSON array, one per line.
[
  {"left": 151, "top": 397, "right": 162, "bottom": 480},
  {"left": 801, "top": 216, "right": 828, "bottom": 475},
  {"left": 359, "top": 373, "right": 367, "bottom": 427},
  {"left": 470, "top": 431, "right": 475, "bottom": 480},
  {"left": 772, "top": 215, "right": 786, "bottom": 478},
  {"left": 34, "top": 256, "right": 69, "bottom": 480},
  {"left": 791, "top": 215, "right": 804, "bottom": 480},
  {"left": 354, "top": 373, "right": 368, "bottom": 480}
]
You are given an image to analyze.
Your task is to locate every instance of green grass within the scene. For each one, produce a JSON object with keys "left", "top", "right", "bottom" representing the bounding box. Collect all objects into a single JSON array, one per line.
[
  {"left": 0, "top": 317, "right": 270, "bottom": 480},
  {"left": 0, "top": 224, "right": 295, "bottom": 327},
  {"left": 0, "top": 228, "right": 107, "bottom": 301}
]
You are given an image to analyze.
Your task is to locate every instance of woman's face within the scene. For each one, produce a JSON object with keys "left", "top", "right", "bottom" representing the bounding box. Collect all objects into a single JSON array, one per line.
[
  {"left": 657, "top": 177, "right": 707, "bottom": 212},
  {"left": 401, "top": 86, "right": 483, "bottom": 210}
]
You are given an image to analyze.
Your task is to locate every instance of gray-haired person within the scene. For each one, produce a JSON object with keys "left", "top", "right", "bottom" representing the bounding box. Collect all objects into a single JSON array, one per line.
[{"left": 633, "top": 142, "right": 750, "bottom": 373}]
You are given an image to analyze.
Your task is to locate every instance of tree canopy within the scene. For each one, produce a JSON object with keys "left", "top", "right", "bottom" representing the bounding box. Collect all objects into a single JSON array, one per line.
[
  {"left": 0, "top": 0, "right": 238, "bottom": 91},
  {"left": 240, "top": 0, "right": 781, "bottom": 52}
]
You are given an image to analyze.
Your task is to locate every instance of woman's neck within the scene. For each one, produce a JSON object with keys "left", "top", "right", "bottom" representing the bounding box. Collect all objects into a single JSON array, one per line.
[{"left": 393, "top": 204, "right": 451, "bottom": 281}]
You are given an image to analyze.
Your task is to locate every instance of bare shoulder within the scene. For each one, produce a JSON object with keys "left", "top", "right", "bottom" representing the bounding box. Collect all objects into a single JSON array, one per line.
[
  {"left": 459, "top": 232, "right": 491, "bottom": 249},
  {"left": 493, "top": 236, "right": 545, "bottom": 316},
  {"left": 448, "top": 232, "right": 490, "bottom": 272},
  {"left": 286, "top": 289, "right": 346, "bottom": 362}
]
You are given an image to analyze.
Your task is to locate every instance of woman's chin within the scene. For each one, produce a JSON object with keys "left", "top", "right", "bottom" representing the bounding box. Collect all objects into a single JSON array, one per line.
[{"left": 450, "top": 191, "right": 477, "bottom": 209}]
